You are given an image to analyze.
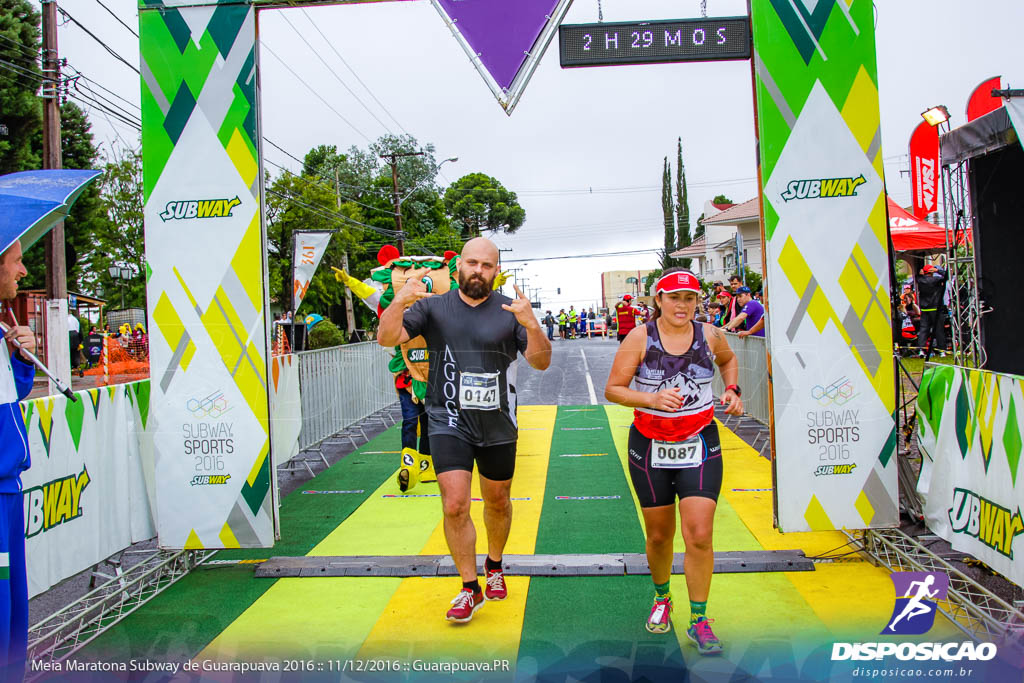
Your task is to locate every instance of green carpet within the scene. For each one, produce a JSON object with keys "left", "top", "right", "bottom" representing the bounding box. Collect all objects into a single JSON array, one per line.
[{"left": 517, "top": 406, "right": 686, "bottom": 681}]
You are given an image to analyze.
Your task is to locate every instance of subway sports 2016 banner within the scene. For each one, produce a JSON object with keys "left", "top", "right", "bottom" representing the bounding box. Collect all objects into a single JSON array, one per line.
[
  {"left": 917, "top": 365, "right": 1024, "bottom": 587},
  {"left": 140, "top": 3, "right": 275, "bottom": 548},
  {"left": 751, "top": 0, "right": 897, "bottom": 531}
]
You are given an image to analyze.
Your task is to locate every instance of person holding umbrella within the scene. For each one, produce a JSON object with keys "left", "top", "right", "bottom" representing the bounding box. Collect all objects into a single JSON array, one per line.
[{"left": 0, "top": 168, "right": 101, "bottom": 674}]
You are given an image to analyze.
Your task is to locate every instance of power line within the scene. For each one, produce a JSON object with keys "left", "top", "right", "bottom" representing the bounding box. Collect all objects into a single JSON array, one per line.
[
  {"left": 299, "top": 8, "right": 409, "bottom": 136},
  {"left": 262, "top": 137, "right": 390, "bottom": 197},
  {"left": 261, "top": 42, "right": 370, "bottom": 143},
  {"left": 263, "top": 156, "right": 397, "bottom": 217},
  {"left": 66, "top": 65, "right": 140, "bottom": 112},
  {"left": 267, "top": 187, "right": 401, "bottom": 239},
  {"left": 93, "top": 0, "right": 139, "bottom": 38},
  {"left": 72, "top": 78, "right": 141, "bottom": 126},
  {"left": 56, "top": 5, "right": 139, "bottom": 74},
  {"left": 500, "top": 248, "right": 661, "bottom": 263},
  {"left": 0, "top": 57, "right": 43, "bottom": 82},
  {"left": 0, "top": 34, "right": 40, "bottom": 61},
  {"left": 278, "top": 12, "right": 393, "bottom": 136}
]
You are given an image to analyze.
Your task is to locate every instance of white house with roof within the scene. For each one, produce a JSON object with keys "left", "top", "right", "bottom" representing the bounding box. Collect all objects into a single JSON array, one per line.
[
  {"left": 669, "top": 199, "right": 733, "bottom": 279},
  {"left": 673, "top": 197, "right": 763, "bottom": 283}
]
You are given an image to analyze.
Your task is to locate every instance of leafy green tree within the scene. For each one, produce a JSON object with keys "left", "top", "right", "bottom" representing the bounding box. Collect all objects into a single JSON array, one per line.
[
  {"left": 443, "top": 173, "right": 525, "bottom": 238},
  {"left": 308, "top": 319, "right": 346, "bottom": 349},
  {"left": 93, "top": 149, "right": 145, "bottom": 309},
  {"left": 265, "top": 168, "right": 365, "bottom": 322},
  {"left": 644, "top": 268, "right": 663, "bottom": 296},
  {"left": 20, "top": 103, "right": 111, "bottom": 295},
  {"left": 675, "top": 138, "right": 692, "bottom": 269},
  {"left": 0, "top": 0, "right": 41, "bottom": 174}
]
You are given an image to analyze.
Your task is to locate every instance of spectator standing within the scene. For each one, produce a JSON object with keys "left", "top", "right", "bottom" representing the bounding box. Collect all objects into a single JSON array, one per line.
[{"left": 916, "top": 264, "right": 948, "bottom": 358}]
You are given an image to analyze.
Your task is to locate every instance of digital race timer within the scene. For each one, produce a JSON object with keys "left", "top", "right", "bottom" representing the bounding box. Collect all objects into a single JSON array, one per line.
[{"left": 559, "top": 17, "right": 751, "bottom": 68}]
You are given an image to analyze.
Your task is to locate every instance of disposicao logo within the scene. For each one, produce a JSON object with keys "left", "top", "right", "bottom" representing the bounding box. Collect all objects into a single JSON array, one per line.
[
  {"left": 160, "top": 196, "right": 241, "bottom": 221},
  {"left": 883, "top": 571, "right": 948, "bottom": 635},
  {"left": 831, "top": 571, "right": 998, "bottom": 662},
  {"left": 781, "top": 174, "right": 866, "bottom": 202}
]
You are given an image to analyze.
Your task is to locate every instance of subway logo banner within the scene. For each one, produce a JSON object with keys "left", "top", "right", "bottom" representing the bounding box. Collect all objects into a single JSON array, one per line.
[
  {"left": 751, "top": 0, "right": 897, "bottom": 531},
  {"left": 917, "top": 366, "right": 1024, "bottom": 587},
  {"left": 140, "top": 2, "right": 275, "bottom": 548},
  {"left": 21, "top": 383, "right": 156, "bottom": 597}
]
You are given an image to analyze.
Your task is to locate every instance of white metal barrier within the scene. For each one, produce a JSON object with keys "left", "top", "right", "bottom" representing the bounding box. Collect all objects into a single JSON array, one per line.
[
  {"left": 711, "top": 333, "right": 771, "bottom": 425},
  {"left": 296, "top": 342, "right": 398, "bottom": 451}
]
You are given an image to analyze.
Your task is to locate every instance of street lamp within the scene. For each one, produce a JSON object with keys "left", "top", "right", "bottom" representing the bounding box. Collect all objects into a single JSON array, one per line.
[
  {"left": 398, "top": 157, "right": 459, "bottom": 204},
  {"left": 108, "top": 264, "right": 134, "bottom": 308}
]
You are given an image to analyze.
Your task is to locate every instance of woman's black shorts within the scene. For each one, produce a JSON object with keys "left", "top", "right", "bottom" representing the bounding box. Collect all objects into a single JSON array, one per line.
[{"left": 627, "top": 421, "right": 723, "bottom": 508}]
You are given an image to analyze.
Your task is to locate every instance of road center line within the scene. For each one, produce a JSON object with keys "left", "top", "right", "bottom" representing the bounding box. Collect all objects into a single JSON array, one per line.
[{"left": 580, "top": 348, "right": 598, "bottom": 405}]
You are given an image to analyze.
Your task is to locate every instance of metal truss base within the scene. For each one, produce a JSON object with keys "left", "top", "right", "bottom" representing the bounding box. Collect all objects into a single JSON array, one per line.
[{"left": 27, "top": 548, "right": 216, "bottom": 672}]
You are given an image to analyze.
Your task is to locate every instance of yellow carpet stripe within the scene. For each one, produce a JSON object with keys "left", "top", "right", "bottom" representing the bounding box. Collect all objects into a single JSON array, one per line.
[
  {"left": 200, "top": 450, "right": 444, "bottom": 661},
  {"left": 357, "top": 405, "right": 557, "bottom": 661},
  {"left": 717, "top": 425, "right": 959, "bottom": 639}
]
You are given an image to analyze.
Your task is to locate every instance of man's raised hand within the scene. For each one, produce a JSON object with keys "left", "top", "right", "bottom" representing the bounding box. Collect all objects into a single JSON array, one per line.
[
  {"left": 394, "top": 268, "right": 434, "bottom": 308},
  {"left": 502, "top": 284, "right": 539, "bottom": 329}
]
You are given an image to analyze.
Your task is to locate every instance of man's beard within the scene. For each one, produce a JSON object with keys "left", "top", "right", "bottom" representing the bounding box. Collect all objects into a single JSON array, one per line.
[{"left": 458, "top": 270, "right": 493, "bottom": 299}]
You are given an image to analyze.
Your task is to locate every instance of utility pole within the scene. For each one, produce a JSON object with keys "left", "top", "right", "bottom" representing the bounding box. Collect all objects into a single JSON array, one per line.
[
  {"left": 335, "top": 169, "right": 357, "bottom": 338},
  {"left": 41, "top": 0, "right": 71, "bottom": 393},
  {"left": 380, "top": 151, "right": 424, "bottom": 255}
]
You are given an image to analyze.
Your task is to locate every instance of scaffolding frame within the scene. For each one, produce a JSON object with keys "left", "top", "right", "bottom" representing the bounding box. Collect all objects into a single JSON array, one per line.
[
  {"left": 849, "top": 528, "right": 1024, "bottom": 647},
  {"left": 940, "top": 158, "right": 985, "bottom": 369},
  {"left": 26, "top": 549, "right": 216, "bottom": 672}
]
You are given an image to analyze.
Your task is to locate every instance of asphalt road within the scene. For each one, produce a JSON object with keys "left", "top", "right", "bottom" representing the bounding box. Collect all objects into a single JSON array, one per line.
[{"left": 516, "top": 335, "right": 621, "bottom": 406}]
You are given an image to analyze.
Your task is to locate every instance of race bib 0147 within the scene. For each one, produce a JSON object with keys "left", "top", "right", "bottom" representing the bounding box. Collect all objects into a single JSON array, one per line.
[{"left": 460, "top": 372, "right": 500, "bottom": 411}]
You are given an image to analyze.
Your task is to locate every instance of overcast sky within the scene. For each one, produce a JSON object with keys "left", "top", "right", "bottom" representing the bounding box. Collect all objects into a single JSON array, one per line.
[{"left": 45, "top": 0, "right": 1023, "bottom": 312}]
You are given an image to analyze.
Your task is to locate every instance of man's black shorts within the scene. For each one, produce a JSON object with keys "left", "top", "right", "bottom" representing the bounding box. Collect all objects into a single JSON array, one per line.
[
  {"left": 431, "top": 434, "right": 517, "bottom": 481},
  {"left": 626, "top": 421, "right": 723, "bottom": 507}
]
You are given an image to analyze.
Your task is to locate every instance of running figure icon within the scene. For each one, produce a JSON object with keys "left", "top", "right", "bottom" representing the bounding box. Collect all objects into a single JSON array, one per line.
[{"left": 887, "top": 575, "right": 939, "bottom": 632}]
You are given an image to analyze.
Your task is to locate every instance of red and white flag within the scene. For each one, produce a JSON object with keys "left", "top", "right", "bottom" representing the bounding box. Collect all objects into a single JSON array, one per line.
[
  {"left": 909, "top": 121, "right": 939, "bottom": 220},
  {"left": 292, "top": 231, "right": 333, "bottom": 311}
]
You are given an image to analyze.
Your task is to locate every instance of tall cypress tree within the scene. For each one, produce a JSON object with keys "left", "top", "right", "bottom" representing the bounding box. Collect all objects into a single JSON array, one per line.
[
  {"left": 661, "top": 157, "right": 676, "bottom": 270},
  {"left": 675, "top": 137, "right": 692, "bottom": 269}
]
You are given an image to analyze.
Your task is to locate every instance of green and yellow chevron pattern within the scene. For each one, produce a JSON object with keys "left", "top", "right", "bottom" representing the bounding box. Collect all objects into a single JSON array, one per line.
[
  {"left": 141, "top": 2, "right": 273, "bottom": 549},
  {"left": 751, "top": 0, "right": 897, "bottom": 531}
]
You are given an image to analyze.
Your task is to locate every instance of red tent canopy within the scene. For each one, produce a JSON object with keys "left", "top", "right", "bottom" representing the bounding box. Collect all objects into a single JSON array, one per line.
[{"left": 887, "top": 196, "right": 968, "bottom": 252}]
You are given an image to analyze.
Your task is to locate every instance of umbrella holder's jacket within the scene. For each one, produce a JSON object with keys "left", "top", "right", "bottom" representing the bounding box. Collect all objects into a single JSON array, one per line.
[{"left": 0, "top": 347, "right": 33, "bottom": 493}]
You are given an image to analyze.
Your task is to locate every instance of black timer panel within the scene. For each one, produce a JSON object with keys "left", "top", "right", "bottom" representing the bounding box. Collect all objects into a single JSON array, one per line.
[{"left": 560, "top": 17, "right": 751, "bottom": 67}]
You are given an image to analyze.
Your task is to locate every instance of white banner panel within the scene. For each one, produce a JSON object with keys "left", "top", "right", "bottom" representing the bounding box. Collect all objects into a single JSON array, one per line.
[
  {"left": 751, "top": 0, "right": 897, "bottom": 531},
  {"left": 270, "top": 354, "right": 302, "bottom": 469},
  {"left": 21, "top": 383, "right": 155, "bottom": 598},
  {"left": 918, "top": 365, "right": 1024, "bottom": 587},
  {"left": 141, "top": 4, "right": 275, "bottom": 549},
  {"left": 292, "top": 231, "right": 333, "bottom": 312}
]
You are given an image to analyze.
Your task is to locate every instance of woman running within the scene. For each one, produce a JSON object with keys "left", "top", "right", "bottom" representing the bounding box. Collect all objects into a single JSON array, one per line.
[{"left": 605, "top": 267, "right": 743, "bottom": 654}]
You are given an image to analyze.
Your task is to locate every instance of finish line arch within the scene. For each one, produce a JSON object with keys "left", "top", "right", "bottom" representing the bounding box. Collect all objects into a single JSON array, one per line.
[{"left": 137, "top": 0, "right": 896, "bottom": 549}]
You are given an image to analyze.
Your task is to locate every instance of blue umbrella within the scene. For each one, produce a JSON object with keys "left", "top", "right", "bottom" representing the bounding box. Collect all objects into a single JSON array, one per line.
[{"left": 0, "top": 169, "right": 103, "bottom": 254}]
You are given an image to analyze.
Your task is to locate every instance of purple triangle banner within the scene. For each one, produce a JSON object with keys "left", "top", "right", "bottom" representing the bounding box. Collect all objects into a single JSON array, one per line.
[{"left": 437, "top": 0, "right": 561, "bottom": 91}]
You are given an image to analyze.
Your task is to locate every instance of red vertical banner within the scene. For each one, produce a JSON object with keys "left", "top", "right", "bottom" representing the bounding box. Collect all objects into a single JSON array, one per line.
[
  {"left": 909, "top": 121, "right": 939, "bottom": 220},
  {"left": 966, "top": 76, "right": 1002, "bottom": 122}
]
